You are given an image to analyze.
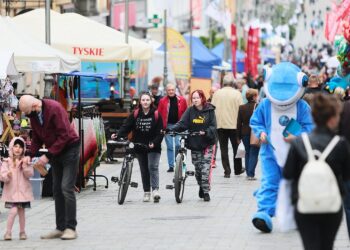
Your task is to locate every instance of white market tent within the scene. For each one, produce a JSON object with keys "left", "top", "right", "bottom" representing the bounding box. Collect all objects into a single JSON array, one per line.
[
  {"left": 0, "top": 50, "right": 18, "bottom": 79},
  {"left": 12, "top": 9, "right": 153, "bottom": 62},
  {"left": 0, "top": 16, "right": 80, "bottom": 73}
]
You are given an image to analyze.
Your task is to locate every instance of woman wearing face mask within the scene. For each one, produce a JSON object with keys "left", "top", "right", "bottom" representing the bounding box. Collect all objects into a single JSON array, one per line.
[
  {"left": 168, "top": 90, "right": 217, "bottom": 202},
  {"left": 283, "top": 93, "right": 350, "bottom": 250},
  {"left": 114, "top": 92, "right": 164, "bottom": 203}
]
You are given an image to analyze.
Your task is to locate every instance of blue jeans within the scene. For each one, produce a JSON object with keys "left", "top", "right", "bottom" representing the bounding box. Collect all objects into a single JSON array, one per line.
[
  {"left": 343, "top": 180, "right": 350, "bottom": 239},
  {"left": 165, "top": 124, "right": 180, "bottom": 169},
  {"left": 242, "top": 135, "right": 259, "bottom": 177}
]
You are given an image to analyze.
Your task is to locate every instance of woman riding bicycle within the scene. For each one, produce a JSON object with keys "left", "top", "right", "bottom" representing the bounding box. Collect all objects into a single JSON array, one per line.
[
  {"left": 168, "top": 90, "right": 217, "bottom": 201},
  {"left": 113, "top": 92, "right": 164, "bottom": 202}
]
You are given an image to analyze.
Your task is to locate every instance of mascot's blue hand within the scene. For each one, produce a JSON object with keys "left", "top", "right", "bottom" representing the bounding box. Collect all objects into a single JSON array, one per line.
[{"left": 325, "top": 76, "right": 350, "bottom": 93}]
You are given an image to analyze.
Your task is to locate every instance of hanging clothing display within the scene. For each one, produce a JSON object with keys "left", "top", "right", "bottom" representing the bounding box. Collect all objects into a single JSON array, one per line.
[
  {"left": 72, "top": 115, "right": 106, "bottom": 178},
  {"left": 52, "top": 75, "right": 76, "bottom": 111}
]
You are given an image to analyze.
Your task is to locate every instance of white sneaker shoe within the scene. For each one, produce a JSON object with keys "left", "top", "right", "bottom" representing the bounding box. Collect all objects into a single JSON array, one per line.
[
  {"left": 143, "top": 192, "right": 151, "bottom": 202},
  {"left": 153, "top": 189, "right": 161, "bottom": 203}
]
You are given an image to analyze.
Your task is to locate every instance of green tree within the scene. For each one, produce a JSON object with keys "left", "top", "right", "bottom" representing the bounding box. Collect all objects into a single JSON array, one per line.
[{"left": 200, "top": 29, "right": 223, "bottom": 49}]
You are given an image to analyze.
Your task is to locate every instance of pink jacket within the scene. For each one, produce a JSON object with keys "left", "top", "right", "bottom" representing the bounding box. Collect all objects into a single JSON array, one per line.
[{"left": 0, "top": 137, "right": 34, "bottom": 202}]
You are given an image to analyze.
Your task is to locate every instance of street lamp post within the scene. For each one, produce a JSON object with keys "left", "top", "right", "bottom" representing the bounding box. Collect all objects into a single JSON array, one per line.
[
  {"left": 44, "top": 0, "right": 52, "bottom": 98},
  {"left": 189, "top": 0, "right": 193, "bottom": 76},
  {"left": 123, "top": 0, "right": 131, "bottom": 111},
  {"left": 163, "top": 9, "right": 168, "bottom": 87},
  {"left": 45, "top": 0, "right": 51, "bottom": 45}
]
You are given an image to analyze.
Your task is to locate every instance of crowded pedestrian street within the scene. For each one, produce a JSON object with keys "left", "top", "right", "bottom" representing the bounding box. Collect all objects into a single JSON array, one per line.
[
  {"left": 0, "top": 147, "right": 349, "bottom": 250},
  {"left": 1, "top": 1, "right": 350, "bottom": 250}
]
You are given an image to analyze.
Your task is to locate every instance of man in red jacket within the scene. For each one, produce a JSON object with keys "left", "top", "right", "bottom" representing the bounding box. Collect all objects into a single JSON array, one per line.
[
  {"left": 157, "top": 83, "right": 187, "bottom": 172},
  {"left": 19, "top": 95, "right": 80, "bottom": 240}
]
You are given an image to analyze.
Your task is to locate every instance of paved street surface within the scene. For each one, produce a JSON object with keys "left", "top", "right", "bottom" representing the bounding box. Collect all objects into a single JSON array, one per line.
[{"left": 0, "top": 146, "right": 349, "bottom": 250}]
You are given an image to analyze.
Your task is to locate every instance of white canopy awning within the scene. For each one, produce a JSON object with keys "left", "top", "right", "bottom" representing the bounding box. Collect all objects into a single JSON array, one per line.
[
  {"left": 0, "top": 16, "right": 81, "bottom": 73},
  {"left": 12, "top": 9, "right": 153, "bottom": 61},
  {"left": 0, "top": 50, "right": 18, "bottom": 79}
]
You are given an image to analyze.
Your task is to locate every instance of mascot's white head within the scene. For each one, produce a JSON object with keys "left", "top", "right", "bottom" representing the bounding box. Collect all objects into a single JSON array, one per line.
[{"left": 264, "top": 62, "right": 308, "bottom": 110}]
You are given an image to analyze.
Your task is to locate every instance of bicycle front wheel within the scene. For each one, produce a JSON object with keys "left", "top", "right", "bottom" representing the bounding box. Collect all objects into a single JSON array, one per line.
[
  {"left": 118, "top": 161, "right": 133, "bottom": 205},
  {"left": 174, "top": 154, "right": 185, "bottom": 203}
]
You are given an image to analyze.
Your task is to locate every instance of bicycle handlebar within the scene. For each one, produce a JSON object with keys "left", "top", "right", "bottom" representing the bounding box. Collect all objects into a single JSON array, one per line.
[
  {"left": 107, "top": 139, "right": 148, "bottom": 148},
  {"left": 165, "top": 131, "right": 202, "bottom": 137}
]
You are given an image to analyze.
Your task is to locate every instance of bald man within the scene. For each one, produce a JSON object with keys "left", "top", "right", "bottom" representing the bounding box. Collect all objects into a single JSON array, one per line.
[{"left": 19, "top": 95, "right": 80, "bottom": 240}]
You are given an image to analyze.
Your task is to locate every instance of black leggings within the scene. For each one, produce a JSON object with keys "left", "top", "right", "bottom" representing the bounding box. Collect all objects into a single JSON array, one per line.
[{"left": 295, "top": 209, "right": 342, "bottom": 250}]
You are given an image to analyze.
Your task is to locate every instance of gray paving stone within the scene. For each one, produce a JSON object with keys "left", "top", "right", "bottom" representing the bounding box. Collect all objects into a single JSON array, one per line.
[{"left": 0, "top": 145, "right": 348, "bottom": 249}]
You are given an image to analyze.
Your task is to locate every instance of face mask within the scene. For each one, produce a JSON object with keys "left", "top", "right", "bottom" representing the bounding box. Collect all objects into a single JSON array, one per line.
[{"left": 26, "top": 111, "right": 38, "bottom": 118}]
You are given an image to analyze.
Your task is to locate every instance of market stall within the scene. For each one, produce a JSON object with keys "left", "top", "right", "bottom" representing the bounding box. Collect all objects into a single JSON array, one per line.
[
  {"left": 12, "top": 9, "right": 154, "bottom": 191},
  {"left": 12, "top": 9, "right": 152, "bottom": 62}
]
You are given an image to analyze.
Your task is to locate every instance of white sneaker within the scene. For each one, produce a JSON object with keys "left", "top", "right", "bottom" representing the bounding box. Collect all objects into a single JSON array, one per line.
[
  {"left": 143, "top": 192, "right": 151, "bottom": 202},
  {"left": 153, "top": 189, "right": 161, "bottom": 203}
]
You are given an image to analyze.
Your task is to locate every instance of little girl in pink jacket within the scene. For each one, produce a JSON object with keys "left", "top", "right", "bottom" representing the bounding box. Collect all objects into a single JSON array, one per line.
[{"left": 0, "top": 137, "right": 33, "bottom": 240}]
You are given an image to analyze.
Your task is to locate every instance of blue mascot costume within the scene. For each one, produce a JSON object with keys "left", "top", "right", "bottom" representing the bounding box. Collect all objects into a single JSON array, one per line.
[{"left": 250, "top": 62, "right": 314, "bottom": 233}]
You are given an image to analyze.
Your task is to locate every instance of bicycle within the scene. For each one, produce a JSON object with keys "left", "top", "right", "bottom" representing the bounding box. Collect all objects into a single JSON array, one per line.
[
  {"left": 110, "top": 139, "right": 146, "bottom": 205},
  {"left": 165, "top": 131, "right": 201, "bottom": 203}
]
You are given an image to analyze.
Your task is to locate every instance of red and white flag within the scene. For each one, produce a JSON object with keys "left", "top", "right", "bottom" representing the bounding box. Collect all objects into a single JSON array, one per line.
[{"left": 231, "top": 24, "right": 237, "bottom": 76}]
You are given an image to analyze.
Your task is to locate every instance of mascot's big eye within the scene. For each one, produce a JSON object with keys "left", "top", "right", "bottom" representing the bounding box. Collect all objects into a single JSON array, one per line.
[
  {"left": 297, "top": 72, "right": 308, "bottom": 87},
  {"left": 263, "top": 67, "right": 272, "bottom": 82}
]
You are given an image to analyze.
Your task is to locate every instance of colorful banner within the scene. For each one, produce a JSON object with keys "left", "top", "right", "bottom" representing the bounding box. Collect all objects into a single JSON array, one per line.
[
  {"left": 231, "top": 24, "right": 237, "bottom": 77},
  {"left": 166, "top": 28, "right": 191, "bottom": 98},
  {"left": 325, "top": 1, "right": 350, "bottom": 42},
  {"left": 113, "top": 2, "right": 136, "bottom": 30},
  {"left": 245, "top": 27, "right": 260, "bottom": 78}
]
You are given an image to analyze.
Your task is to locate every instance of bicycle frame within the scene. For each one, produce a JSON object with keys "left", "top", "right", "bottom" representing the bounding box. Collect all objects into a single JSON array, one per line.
[
  {"left": 111, "top": 141, "right": 147, "bottom": 204},
  {"left": 166, "top": 131, "right": 200, "bottom": 202},
  {"left": 178, "top": 136, "right": 188, "bottom": 178}
]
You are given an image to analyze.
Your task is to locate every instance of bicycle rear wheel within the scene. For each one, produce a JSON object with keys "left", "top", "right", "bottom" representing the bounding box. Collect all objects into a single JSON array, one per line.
[
  {"left": 118, "top": 161, "right": 133, "bottom": 205},
  {"left": 174, "top": 154, "right": 185, "bottom": 203}
]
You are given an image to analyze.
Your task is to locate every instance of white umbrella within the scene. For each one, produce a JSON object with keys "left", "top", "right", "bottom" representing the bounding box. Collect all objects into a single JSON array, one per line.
[
  {"left": 0, "top": 50, "right": 18, "bottom": 79},
  {"left": 0, "top": 16, "right": 80, "bottom": 73},
  {"left": 12, "top": 9, "right": 153, "bottom": 61}
]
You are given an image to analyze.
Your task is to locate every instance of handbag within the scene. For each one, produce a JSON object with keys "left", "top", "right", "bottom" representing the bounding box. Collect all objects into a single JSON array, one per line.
[
  {"left": 235, "top": 141, "right": 245, "bottom": 159},
  {"left": 250, "top": 104, "right": 261, "bottom": 147}
]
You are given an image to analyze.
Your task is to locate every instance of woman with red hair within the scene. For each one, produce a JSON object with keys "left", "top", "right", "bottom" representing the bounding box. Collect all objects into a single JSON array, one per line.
[{"left": 169, "top": 90, "right": 217, "bottom": 201}]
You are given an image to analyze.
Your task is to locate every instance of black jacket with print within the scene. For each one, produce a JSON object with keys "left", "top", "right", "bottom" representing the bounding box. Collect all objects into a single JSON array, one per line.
[
  {"left": 117, "top": 107, "right": 164, "bottom": 153},
  {"left": 172, "top": 103, "right": 217, "bottom": 151}
]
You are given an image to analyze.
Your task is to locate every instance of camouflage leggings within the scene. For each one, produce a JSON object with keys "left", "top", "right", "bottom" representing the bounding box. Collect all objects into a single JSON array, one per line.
[{"left": 191, "top": 145, "right": 214, "bottom": 193}]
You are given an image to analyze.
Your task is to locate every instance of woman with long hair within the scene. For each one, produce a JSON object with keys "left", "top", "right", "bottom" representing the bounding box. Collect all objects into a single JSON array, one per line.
[
  {"left": 115, "top": 92, "right": 164, "bottom": 202},
  {"left": 169, "top": 90, "right": 217, "bottom": 201}
]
